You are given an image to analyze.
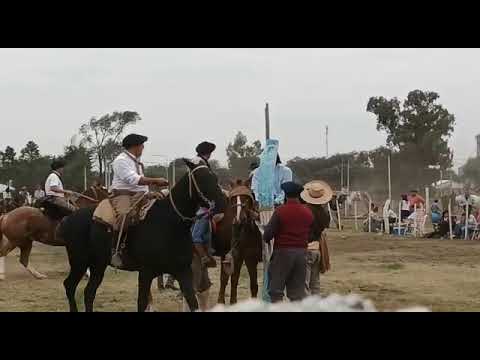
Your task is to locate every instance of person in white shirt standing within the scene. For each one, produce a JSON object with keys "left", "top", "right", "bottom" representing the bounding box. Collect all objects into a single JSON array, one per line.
[
  {"left": 109, "top": 134, "right": 169, "bottom": 267},
  {"left": 44, "top": 160, "right": 77, "bottom": 215}
]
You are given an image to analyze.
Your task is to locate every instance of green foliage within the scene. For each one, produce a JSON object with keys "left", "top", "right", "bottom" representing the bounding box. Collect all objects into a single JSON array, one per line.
[
  {"left": 1, "top": 146, "right": 17, "bottom": 166},
  {"left": 461, "top": 157, "right": 480, "bottom": 186},
  {"left": 226, "top": 131, "right": 262, "bottom": 179},
  {"left": 19, "top": 141, "right": 40, "bottom": 162},
  {"left": 367, "top": 90, "right": 455, "bottom": 170},
  {"left": 79, "top": 111, "right": 141, "bottom": 176}
]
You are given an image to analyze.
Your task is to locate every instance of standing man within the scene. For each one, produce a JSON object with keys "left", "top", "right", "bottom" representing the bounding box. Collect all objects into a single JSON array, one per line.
[
  {"left": 109, "top": 134, "right": 169, "bottom": 267},
  {"left": 263, "top": 181, "right": 313, "bottom": 303},
  {"left": 251, "top": 154, "right": 293, "bottom": 207},
  {"left": 190, "top": 141, "right": 220, "bottom": 267},
  {"left": 44, "top": 160, "right": 78, "bottom": 215}
]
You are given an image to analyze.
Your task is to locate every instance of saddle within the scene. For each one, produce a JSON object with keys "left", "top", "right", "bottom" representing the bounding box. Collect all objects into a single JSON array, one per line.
[{"left": 92, "top": 192, "right": 163, "bottom": 270}]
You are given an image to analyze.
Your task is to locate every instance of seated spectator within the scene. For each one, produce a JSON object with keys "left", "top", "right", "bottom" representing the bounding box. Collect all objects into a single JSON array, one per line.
[{"left": 453, "top": 212, "right": 477, "bottom": 238}]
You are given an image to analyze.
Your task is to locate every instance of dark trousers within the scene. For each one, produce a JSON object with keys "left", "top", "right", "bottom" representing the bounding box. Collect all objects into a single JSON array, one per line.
[{"left": 268, "top": 248, "right": 307, "bottom": 303}]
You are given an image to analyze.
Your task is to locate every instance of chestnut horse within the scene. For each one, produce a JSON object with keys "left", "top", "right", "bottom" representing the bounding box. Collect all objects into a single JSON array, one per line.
[
  {"left": 0, "top": 188, "right": 106, "bottom": 279},
  {"left": 215, "top": 180, "right": 262, "bottom": 305}
]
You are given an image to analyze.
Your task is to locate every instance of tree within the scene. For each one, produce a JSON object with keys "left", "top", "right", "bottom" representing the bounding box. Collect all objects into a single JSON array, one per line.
[
  {"left": 20, "top": 141, "right": 40, "bottom": 162},
  {"left": 367, "top": 90, "right": 455, "bottom": 187},
  {"left": 1, "top": 146, "right": 16, "bottom": 166},
  {"left": 79, "top": 111, "right": 141, "bottom": 177},
  {"left": 62, "top": 144, "right": 93, "bottom": 191},
  {"left": 226, "top": 131, "right": 262, "bottom": 179}
]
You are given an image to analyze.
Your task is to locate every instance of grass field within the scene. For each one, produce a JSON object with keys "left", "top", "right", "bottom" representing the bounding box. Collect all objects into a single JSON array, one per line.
[{"left": 1, "top": 226, "right": 480, "bottom": 312}]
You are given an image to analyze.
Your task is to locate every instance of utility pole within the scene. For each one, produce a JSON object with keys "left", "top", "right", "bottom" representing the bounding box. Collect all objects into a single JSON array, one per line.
[
  {"left": 340, "top": 159, "right": 344, "bottom": 190},
  {"left": 264, "top": 102, "right": 271, "bottom": 140},
  {"left": 326, "top": 125, "right": 329, "bottom": 157}
]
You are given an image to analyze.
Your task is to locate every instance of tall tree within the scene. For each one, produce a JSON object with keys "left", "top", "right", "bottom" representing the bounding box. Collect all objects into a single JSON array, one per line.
[
  {"left": 79, "top": 111, "right": 141, "bottom": 176},
  {"left": 226, "top": 131, "right": 262, "bottom": 179},
  {"left": 62, "top": 144, "right": 93, "bottom": 191},
  {"left": 1, "top": 146, "right": 16, "bottom": 166},
  {"left": 19, "top": 141, "right": 41, "bottom": 161},
  {"left": 367, "top": 89, "right": 455, "bottom": 186}
]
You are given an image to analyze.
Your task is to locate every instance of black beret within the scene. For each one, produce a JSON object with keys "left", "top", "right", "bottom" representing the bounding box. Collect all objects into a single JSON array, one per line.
[
  {"left": 196, "top": 141, "right": 216, "bottom": 156},
  {"left": 51, "top": 159, "right": 66, "bottom": 171},
  {"left": 122, "top": 134, "right": 148, "bottom": 148},
  {"left": 249, "top": 161, "right": 259, "bottom": 171},
  {"left": 281, "top": 181, "right": 304, "bottom": 197}
]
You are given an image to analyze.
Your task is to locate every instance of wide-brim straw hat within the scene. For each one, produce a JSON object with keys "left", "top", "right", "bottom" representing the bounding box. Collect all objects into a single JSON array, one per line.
[{"left": 301, "top": 180, "right": 333, "bottom": 205}]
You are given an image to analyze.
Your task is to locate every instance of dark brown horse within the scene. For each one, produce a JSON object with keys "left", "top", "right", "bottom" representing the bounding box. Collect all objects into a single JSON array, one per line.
[
  {"left": 0, "top": 188, "right": 104, "bottom": 279},
  {"left": 215, "top": 180, "right": 262, "bottom": 305}
]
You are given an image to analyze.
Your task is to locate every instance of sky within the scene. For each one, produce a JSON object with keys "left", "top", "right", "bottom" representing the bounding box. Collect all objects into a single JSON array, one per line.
[{"left": 0, "top": 48, "right": 479, "bottom": 170}]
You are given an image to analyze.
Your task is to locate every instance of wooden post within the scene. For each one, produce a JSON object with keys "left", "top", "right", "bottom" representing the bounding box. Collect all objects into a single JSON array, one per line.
[
  {"left": 413, "top": 204, "right": 417, "bottom": 237},
  {"left": 368, "top": 199, "right": 372, "bottom": 233},
  {"left": 397, "top": 200, "right": 401, "bottom": 236},
  {"left": 465, "top": 201, "right": 469, "bottom": 240},
  {"left": 327, "top": 202, "right": 333, "bottom": 228},
  {"left": 265, "top": 103, "right": 270, "bottom": 141},
  {"left": 0, "top": 256, "right": 5, "bottom": 280},
  {"left": 425, "top": 187, "right": 430, "bottom": 215},
  {"left": 336, "top": 199, "right": 342, "bottom": 231},
  {"left": 448, "top": 200, "right": 453, "bottom": 240},
  {"left": 340, "top": 160, "right": 344, "bottom": 190},
  {"left": 354, "top": 201, "right": 358, "bottom": 231},
  {"left": 387, "top": 155, "right": 391, "bottom": 201},
  {"left": 84, "top": 166, "right": 87, "bottom": 191}
]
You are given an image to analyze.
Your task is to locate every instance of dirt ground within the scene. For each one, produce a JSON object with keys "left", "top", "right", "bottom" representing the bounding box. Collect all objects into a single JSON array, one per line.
[{"left": 2, "top": 225, "right": 480, "bottom": 312}]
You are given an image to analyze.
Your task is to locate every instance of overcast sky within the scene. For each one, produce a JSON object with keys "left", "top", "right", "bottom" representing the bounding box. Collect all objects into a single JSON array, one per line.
[{"left": 1, "top": 48, "right": 478, "bottom": 170}]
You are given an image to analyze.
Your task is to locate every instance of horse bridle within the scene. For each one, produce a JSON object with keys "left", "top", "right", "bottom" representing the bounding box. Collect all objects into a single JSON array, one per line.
[{"left": 169, "top": 165, "right": 216, "bottom": 222}]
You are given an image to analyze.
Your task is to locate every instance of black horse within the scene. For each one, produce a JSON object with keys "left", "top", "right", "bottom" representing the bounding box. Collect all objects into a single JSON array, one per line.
[{"left": 60, "top": 159, "right": 226, "bottom": 312}]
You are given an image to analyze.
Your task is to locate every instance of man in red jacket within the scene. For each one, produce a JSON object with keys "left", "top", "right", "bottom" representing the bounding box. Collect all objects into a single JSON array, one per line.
[{"left": 263, "top": 181, "right": 314, "bottom": 303}]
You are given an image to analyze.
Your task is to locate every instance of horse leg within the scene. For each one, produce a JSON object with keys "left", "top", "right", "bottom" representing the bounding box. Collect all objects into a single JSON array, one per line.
[
  {"left": 19, "top": 242, "right": 47, "bottom": 279},
  {"left": 63, "top": 264, "right": 87, "bottom": 312},
  {"left": 84, "top": 264, "right": 107, "bottom": 312},
  {"left": 245, "top": 255, "right": 259, "bottom": 298},
  {"left": 217, "top": 256, "right": 229, "bottom": 304},
  {"left": 230, "top": 255, "right": 244, "bottom": 305},
  {"left": 138, "top": 270, "right": 155, "bottom": 312},
  {"left": 175, "top": 268, "right": 199, "bottom": 312}
]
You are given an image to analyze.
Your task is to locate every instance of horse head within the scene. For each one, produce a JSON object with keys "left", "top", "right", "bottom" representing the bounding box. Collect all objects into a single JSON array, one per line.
[
  {"left": 228, "top": 179, "right": 256, "bottom": 225},
  {"left": 181, "top": 158, "right": 227, "bottom": 217}
]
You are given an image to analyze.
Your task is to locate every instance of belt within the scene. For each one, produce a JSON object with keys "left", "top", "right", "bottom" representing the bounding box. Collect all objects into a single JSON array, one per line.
[{"left": 111, "top": 189, "right": 144, "bottom": 197}]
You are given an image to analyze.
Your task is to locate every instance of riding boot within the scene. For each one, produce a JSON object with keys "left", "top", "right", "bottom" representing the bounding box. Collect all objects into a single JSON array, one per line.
[{"left": 194, "top": 244, "right": 216, "bottom": 268}]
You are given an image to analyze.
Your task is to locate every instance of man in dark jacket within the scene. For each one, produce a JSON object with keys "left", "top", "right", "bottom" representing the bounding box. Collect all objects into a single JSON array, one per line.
[{"left": 263, "top": 181, "right": 313, "bottom": 303}]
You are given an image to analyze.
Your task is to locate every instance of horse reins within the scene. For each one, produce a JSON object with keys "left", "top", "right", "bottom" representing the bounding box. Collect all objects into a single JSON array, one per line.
[{"left": 169, "top": 165, "right": 215, "bottom": 222}]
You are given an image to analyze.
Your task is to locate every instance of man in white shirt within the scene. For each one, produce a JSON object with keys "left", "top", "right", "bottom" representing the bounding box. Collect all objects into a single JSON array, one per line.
[
  {"left": 109, "top": 134, "right": 168, "bottom": 258},
  {"left": 44, "top": 160, "right": 78, "bottom": 215}
]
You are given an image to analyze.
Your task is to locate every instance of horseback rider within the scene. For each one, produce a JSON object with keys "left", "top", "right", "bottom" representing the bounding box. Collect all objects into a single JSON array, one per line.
[
  {"left": 109, "top": 134, "right": 169, "bottom": 266},
  {"left": 191, "top": 141, "right": 222, "bottom": 268},
  {"left": 44, "top": 160, "right": 78, "bottom": 216}
]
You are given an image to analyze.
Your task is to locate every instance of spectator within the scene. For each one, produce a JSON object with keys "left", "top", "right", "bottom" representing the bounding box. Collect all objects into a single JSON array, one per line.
[
  {"left": 408, "top": 190, "right": 425, "bottom": 213},
  {"left": 301, "top": 180, "right": 332, "bottom": 296},
  {"left": 263, "top": 181, "right": 313, "bottom": 303},
  {"left": 400, "top": 194, "right": 410, "bottom": 221},
  {"left": 33, "top": 184, "right": 46, "bottom": 201}
]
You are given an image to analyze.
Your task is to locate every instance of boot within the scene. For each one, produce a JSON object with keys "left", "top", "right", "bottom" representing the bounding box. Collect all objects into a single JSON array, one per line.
[{"left": 194, "top": 244, "right": 216, "bottom": 268}]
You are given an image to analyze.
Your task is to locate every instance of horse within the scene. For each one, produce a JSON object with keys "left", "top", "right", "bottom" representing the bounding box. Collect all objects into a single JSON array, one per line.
[
  {"left": 215, "top": 180, "right": 262, "bottom": 305},
  {"left": 60, "top": 159, "right": 226, "bottom": 312},
  {"left": 0, "top": 189, "right": 104, "bottom": 279}
]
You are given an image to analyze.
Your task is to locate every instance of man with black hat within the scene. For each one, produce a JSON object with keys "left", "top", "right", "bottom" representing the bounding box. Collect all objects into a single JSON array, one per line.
[
  {"left": 190, "top": 141, "right": 221, "bottom": 268},
  {"left": 110, "top": 134, "right": 169, "bottom": 250},
  {"left": 44, "top": 159, "right": 77, "bottom": 215},
  {"left": 263, "top": 181, "right": 313, "bottom": 303}
]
